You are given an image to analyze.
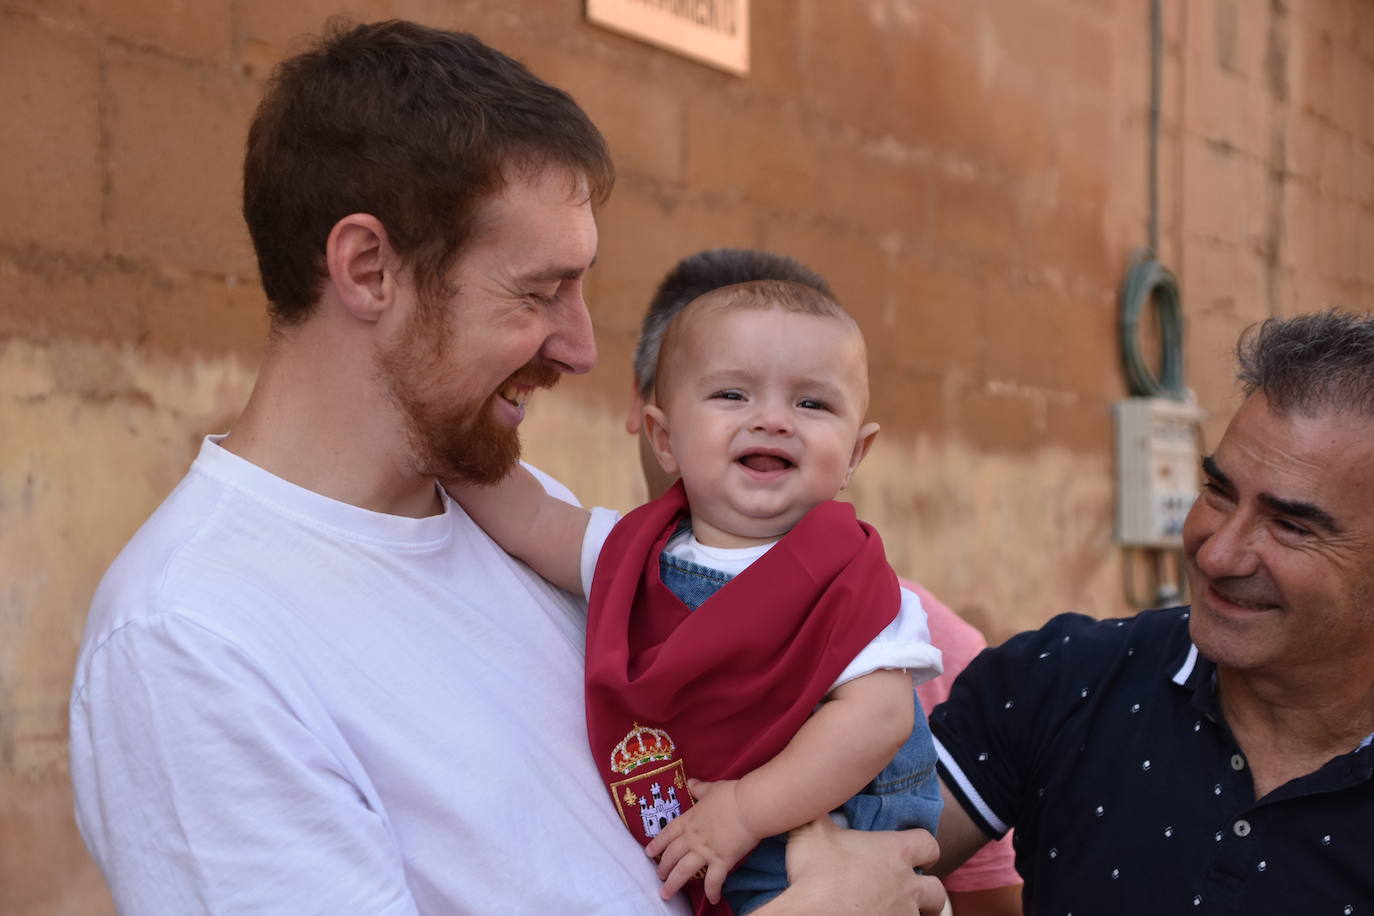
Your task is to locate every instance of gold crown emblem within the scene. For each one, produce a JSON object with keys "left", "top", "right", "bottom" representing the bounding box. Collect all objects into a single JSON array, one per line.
[{"left": 610, "top": 723, "right": 676, "bottom": 775}]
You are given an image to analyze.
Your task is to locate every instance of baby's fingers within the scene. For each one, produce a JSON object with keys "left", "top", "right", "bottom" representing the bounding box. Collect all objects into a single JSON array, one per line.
[
  {"left": 702, "top": 860, "right": 728, "bottom": 905},
  {"left": 661, "top": 851, "right": 707, "bottom": 900},
  {"left": 652, "top": 835, "right": 687, "bottom": 881},
  {"left": 645, "top": 812, "right": 687, "bottom": 859},
  {"left": 644, "top": 829, "right": 669, "bottom": 859}
]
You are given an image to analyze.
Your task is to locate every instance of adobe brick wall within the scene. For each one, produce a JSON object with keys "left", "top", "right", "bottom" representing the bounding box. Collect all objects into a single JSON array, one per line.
[{"left": 2, "top": 0, "right": 1371, "bottom": 911}]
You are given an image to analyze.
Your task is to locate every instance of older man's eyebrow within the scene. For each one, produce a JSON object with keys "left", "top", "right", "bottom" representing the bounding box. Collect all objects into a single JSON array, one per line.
[
  {"left": 1258, "top": 493, "right": 1341, "bottom": 534},
  {"left": 1203, "top": 455, "right": 1341, "bottom": 534},
  {"left": 1200, "top": 455, "right": 1231, "bottom": 490}
]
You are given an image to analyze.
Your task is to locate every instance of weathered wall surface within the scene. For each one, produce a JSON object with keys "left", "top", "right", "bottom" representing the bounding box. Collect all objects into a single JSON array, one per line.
[{"left": 2, "top": 0, "right": 1371, "bottom": 911}]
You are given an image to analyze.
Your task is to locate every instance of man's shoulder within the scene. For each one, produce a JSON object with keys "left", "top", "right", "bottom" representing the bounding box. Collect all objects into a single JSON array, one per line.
[
  {"left": 945, "top": 606, "right": 1193, "bottom": 712},
  {"left": 1006, "top": 606, "right": 1191, "bottom": 659},
  {"left": 89, "top": 469, "right": 231, "bottom": 613},
  {"left": 76, "top": 468, "right": 246, "bottom": 690},
  {"left": 78, "top": 457, "right": 338, "bottom": 674}
]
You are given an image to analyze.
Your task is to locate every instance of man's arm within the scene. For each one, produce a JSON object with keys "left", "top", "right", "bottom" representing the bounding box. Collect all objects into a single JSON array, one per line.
[
  {"left": 932, "top": 778, "right": 999, "bottom": 878},
  {"left": 948, "top": 884, "right": 1023, "bottom": 916},
  {"left": 444, "top": 464, "right": 589, "bottom": 594},
  {"left": 908, "top": 586, "right": 1023, "bottom": 914},
  {"left": 757, "top": 819, "right": 947, "bottom": 916},
  {"left": 646, "top": 669, "right": 915, "bottom": 900}
]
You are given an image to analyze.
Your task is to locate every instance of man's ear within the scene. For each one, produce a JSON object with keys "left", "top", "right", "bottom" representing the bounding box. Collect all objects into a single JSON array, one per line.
[
  {"left": 326, "top": 213, "right": 395, "bottom": 322},
  {"left": 841, "top": 422, "right": 880, "bottom": 490},
  {"left": 625, "top": 382, "right": 646, "bottom": 435},
  {"left": 641, "top": 403, "right": 679, "bottom": 476}
]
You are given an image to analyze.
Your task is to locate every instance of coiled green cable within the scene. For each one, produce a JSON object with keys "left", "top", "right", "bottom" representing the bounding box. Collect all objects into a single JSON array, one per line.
[
  {"left": 1119, "top": 249, "right": 1185, "bottom": 399},
  {"left": 1119, "top": 0, "right": 1186, "bottom": 402}
]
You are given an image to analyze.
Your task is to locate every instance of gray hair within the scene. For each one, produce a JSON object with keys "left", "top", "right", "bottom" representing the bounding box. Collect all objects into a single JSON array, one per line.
[
  {"left": 633, "top": 248, "right": 832, "bottom": 397},
  {"left": 1236, "top": 309, "right": 1374, "bottom": 416}
]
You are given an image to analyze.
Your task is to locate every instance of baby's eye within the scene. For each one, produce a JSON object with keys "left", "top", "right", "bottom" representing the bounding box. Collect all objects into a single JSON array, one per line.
[
  {"left": 797, "top": 398, "right": 829, "bottom": 411},
  {"left": 712, "top": 390, "right": 746, "bottom": 401}
]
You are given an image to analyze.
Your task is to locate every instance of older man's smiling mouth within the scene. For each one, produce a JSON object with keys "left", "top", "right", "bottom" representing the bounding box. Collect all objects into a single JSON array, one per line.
[{"left": 1207, "top": 583, "right": 1280, "bottom": 612}]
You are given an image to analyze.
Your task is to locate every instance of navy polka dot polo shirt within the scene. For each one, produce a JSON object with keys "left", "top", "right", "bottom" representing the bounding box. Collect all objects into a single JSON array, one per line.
[{"left": 931, "top": 608, "right": 1374, "bottom": 914}]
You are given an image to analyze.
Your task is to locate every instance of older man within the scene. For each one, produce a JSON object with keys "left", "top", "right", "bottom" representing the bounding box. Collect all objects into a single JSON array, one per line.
[
  {"left": 69, "top": 21, "right": 941, "bottom": 916},
  {"left": 625, "top": 248, "right": 1024, "bottom": 916},
  {"left": 931, "top": 310, "right": 1374, "bottom": 913}
]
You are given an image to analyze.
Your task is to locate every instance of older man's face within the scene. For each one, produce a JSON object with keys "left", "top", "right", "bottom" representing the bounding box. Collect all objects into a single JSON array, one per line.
[
  {"left": 1182, "top": 391, "right": 1374, "bottom": 676},
  {"left": 377, "top": 164, "right": 599, "bottom": 484}
]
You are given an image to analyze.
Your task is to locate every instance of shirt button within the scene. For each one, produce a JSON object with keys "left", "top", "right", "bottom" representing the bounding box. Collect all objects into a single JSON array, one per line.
[
  {"left": 1231, "top": 753, "right": 1245, "bottom": 771},
  {"left": 1233, "top": 819, "right": 1251, "bottom": 837}
]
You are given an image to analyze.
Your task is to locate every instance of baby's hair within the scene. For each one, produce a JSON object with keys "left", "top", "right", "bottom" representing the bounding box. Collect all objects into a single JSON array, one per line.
[
  {"left": 634, "top": 249, "right": 833, "bottom": 397},
  {"left": 654, "top": 279, "right": 863, "bottom": 401}
]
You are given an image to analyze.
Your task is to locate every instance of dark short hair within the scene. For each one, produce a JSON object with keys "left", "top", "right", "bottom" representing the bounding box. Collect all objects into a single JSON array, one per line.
[
  {"left": 654, "top": 279, "right": 860, "bottom": 401},
  {"left": 633, "top": 248, "right": 832, "bottom": 396},
  {"left": 1236, "top": 310, "right": 1374, "bottom": 417},
  {"left": 243, "top": 19, "right": 614, "bottom": 325}
]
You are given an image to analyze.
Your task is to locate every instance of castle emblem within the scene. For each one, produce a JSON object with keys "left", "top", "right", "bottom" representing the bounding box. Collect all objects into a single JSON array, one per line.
[
  {"left": 636, "top": 780, "right": 682, "bottom": 838},
  {"left": 608, "top": 723, "right": 694, "bottom": 843}
]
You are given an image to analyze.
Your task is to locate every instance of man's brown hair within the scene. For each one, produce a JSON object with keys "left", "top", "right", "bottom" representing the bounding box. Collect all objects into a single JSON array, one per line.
[{"left": 243, "top": 19, "right": 614, "bottom": 325}]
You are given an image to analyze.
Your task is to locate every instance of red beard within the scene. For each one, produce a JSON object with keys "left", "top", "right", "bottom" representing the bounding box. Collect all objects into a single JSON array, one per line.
[{"left": 377, "top": 300, "right": 560, "bottom": 485}]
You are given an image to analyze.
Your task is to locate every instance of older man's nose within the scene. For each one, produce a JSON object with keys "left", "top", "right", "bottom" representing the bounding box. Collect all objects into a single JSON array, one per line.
[{"left": 1192, "top": 511, "right": 1261, "bottom": 581}]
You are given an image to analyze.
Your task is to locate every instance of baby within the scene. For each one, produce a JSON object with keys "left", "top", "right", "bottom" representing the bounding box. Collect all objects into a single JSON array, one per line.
[{"left": 451, "top": 280, "right": 942, "bottom": 915}]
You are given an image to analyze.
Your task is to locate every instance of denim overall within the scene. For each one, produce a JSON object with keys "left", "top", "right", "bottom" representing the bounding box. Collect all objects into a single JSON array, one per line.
[{"left": 658, "top": 547, "right": 943, "bottom": 915}]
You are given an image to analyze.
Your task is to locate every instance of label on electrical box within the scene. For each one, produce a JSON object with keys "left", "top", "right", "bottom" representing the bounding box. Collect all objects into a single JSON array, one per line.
[{"left": 1114, "top": 397, "right": 1203, "bottom": 548}]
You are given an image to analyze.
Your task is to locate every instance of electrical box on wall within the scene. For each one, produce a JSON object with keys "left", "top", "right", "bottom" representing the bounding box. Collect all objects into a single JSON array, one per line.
[{"left": 1114, "top": 397, "right": 1204, "bottom": 547}]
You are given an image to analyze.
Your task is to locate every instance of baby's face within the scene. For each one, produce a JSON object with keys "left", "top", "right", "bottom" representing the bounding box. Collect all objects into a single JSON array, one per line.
[{"left": 650, "top": 306, "right": 875, "bottom": 548}]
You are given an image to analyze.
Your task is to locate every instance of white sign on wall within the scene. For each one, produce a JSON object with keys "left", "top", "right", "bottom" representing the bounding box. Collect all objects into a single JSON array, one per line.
[{"left": 586, "top": 0, "right": 750, "bottom": 76}]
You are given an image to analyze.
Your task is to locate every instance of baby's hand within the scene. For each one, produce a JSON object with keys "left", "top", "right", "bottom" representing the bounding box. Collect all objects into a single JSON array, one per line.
[{"left": 644, "top": 779, "right": 758, "bottom": 904}]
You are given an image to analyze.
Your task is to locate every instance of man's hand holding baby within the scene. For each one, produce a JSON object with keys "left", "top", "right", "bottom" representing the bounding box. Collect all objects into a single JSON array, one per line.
[{"left": 645, "top": 778, "right": 760, "bottom": 904}]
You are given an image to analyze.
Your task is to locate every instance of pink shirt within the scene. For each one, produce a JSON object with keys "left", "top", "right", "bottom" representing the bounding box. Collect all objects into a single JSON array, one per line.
[{"left": 904, "top": 580, "right": 1023, "bottom": 895}]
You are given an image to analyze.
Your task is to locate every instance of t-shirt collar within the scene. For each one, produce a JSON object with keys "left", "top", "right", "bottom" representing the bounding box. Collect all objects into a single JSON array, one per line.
[{"left": 192, "top": 435, "right": 454, "bottom": 548}]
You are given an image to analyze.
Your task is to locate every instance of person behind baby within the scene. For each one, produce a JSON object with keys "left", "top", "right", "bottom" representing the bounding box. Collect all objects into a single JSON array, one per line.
[{"left": 451, "top": 279, "right": 943, "bottom": 915}]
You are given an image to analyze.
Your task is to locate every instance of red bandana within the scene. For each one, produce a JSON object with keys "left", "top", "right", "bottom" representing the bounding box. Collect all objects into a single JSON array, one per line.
[{"left": 585, "top": 482, "right": 899, "bottom": 914}]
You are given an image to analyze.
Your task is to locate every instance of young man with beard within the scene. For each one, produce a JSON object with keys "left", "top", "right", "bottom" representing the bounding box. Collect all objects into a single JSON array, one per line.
[{"left": 68, "top": 20, "right": 944, "bottom": 916}]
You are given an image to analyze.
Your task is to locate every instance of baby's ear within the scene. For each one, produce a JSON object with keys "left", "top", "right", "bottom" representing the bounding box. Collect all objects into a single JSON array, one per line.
[
  {"left": 641, "top": 404, "right": 679, "bottom": 476},
  {"left": 842, "top": 422, "right": 880, "bottom": 490}
]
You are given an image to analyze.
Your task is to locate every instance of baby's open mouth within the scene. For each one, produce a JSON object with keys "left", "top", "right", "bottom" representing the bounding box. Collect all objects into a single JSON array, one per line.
[{"left": 738, "top": 454, "right": 793, "bottom": 472}]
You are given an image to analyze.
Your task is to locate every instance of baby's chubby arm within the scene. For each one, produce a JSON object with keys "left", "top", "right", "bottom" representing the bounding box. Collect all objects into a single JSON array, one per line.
[
  {"left": 443, "top": 465, "right": 590, "bottom": 595},
  {"left": 646, "top": 668, "right": 915, "bottom": 903}
]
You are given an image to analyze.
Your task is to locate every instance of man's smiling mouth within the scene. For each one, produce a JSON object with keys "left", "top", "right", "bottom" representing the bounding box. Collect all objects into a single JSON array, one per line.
[
  {"left": 498, "top": 384, "right": 531, "bottom": 409},
  {"left": 1207, "top": 583, "right": 1280, "bottom": 612}
]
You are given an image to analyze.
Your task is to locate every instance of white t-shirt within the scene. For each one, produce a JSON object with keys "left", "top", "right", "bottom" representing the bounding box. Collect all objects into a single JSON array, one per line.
[
  {"left": 69, "top": 439, "right": 688, "bottom": 916},
  {"left": 579, "top": 508, "right": 943, "bottom": 691}
]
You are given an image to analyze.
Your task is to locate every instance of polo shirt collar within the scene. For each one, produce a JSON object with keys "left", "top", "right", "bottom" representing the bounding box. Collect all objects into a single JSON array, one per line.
[
  {"left": 1168, "top": 629, "right": 1374, "bottom": 764},
  {"left": 1165, "top": 622, "right": 1233, "bottom": 729}
]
